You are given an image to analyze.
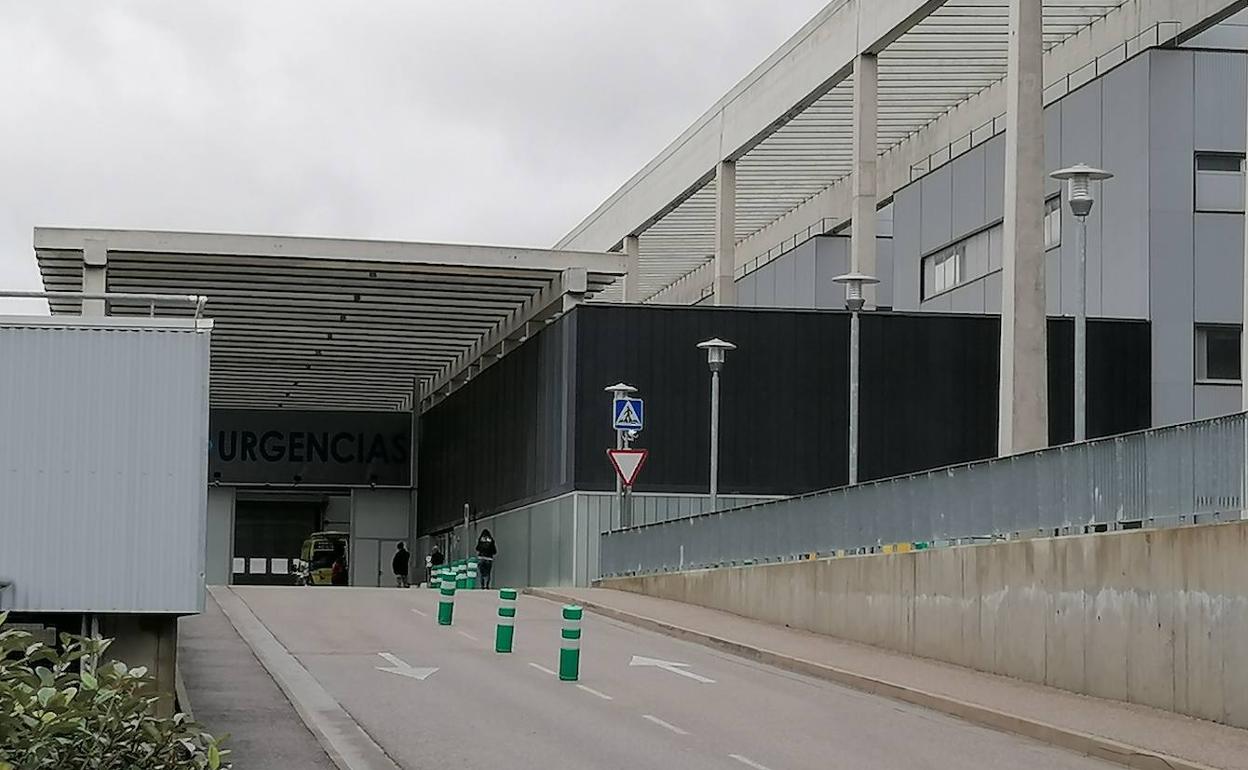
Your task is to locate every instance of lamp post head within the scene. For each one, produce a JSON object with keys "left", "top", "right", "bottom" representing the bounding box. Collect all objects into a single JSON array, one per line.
[
  {"left": 697, "top": 338, "right": 737, "bottom": 372},
  {"left": 604, "top": 382, "right": 638, "bottom": 399},
  {"left": 1051, "top": 164, "right": 1113, "bottom": 218},
  {"left": 831, "top": 272, "right": 880, "bottom": 312}
]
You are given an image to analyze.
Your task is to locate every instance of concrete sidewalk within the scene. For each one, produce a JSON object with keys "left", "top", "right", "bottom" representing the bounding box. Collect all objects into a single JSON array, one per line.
[
  {"left": 532, "top": 587, "right": 1248, "bottom": 770},
  {"left": 178, "top": 591, "right": 337, "bottom": 770}
]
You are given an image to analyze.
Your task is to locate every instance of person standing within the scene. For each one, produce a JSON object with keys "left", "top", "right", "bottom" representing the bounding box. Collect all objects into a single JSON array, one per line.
[
  {"left": 475, "top": 529, "right": 497, "bottom": 590},
  {"left": 427, "top": 544, "right": 445, "bottom": 586},
  {"left": 392, "top": 542, "right": 411, "bottom": 588}
]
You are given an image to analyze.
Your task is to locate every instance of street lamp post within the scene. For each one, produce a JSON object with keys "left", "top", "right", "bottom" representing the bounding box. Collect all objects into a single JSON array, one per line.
[
  {"left": 1051, "top": 164, "right": 1113, "bottom": 442},
  {"left": 697, "top": 339, "right": 736, "bottom": 512},
  {"left": 605, "top": 382, "right": 638, "bottom": 525},
  {"left": 832, "top": 272, "right": 880, "bottom": 486}
]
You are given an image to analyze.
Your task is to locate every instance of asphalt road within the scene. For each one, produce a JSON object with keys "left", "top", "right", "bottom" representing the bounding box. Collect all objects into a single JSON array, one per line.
[{"left": 233, "top": 586, "right": 1120, "bottom": 770}]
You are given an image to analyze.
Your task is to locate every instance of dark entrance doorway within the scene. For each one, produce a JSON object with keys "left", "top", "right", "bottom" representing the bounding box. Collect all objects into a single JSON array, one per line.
[{"left": 233, "top": 499, "right": 322, "bottom": 586}]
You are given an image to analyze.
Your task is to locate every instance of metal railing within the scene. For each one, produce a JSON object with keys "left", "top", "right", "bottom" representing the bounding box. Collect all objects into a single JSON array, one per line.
[
  {"left": 599, "top": 413, "right": 1247, "bottom": 577},
  {"left": 0, "top": 291, "right": 208, "bottom": 319},
  {"left": 907, "top": 22, "right": 1181, "bottom": 182}
]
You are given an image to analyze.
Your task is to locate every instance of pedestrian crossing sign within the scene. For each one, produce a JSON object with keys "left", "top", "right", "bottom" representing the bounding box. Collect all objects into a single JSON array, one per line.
[{"left": 613, "top": 397, "right": 644, "bottom": 431}]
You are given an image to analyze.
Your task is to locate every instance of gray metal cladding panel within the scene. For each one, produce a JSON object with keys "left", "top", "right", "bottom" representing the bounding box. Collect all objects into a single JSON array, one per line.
[
  {"left": 1150, "top": 50, "right": 1197, "bottom": 425},
  {"left": 877, "top": 239, "right": 894, "bottom": 309},
  {"left": 737, "top": 273, "right": 757, "bottom": 306},
  {"left": 0, "top": 323, "right": 210, "bottom": 613},
  {"left": 1195, "top": 52, "right": 1247, "bottom": 153},
  {"left": 948, "top": 281, "right": 987, "bottom": 313},
  {"left": 892, "top": 187, "right": 922, "bottom": 310},
  {"left": 792, "top": 242, "right": 817, "bottom": 308},
  {"left": 814, "top": 237, "right": 849, "bottom": 309},
  {"left": 1195, "top": 385, "right": 1243, "bottom": 419},
  {"left": 984, "top": 136, "right": 1006, "bottom": 224},
  {"left": 1194, "top": 213, "right": 1246, "bottom": 324},
  {"left": 951, "top": 146, "right": 988, "bottom": 239},
  {"left": 984, "top": 270, "right": 1003, "bottom": 314},
  {"left": 773, "top": 248, "right": 799, "bottom": 307},
  {"left": 1100, "top": 55, "right": 1151, "bottom": 319},
  {"left": 755, "top": 261, "right": 777, "bottom": 306},
  {"left": 920, "top": 165, "right": 954, "bottom": 254},
  {"left": 1045, "top": 100, "right": 1063, "bottom": 198},
  {"left": 1046, "top": 249, "right": 1062, "bottom": 316}
]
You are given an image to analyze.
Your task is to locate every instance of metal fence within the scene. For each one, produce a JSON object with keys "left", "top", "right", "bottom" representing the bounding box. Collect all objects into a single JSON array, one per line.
[{"left": 599, "top": 413, "right": 1248, "bottom": 577}]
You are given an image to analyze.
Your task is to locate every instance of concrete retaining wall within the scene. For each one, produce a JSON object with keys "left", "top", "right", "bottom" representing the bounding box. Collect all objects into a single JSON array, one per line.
[{"left": 601, "top": 521, "right": 1248, "bottom": 728}]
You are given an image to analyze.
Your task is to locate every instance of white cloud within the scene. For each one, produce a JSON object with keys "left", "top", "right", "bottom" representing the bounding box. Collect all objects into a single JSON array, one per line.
[{"left": 0, "top": 1, "right": 829, "bottom": 311}]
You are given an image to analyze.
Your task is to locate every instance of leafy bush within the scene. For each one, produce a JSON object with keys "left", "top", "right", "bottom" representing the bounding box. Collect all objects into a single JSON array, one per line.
[{"left": 0, "top": 612, "right": 230, "bottom": 769}]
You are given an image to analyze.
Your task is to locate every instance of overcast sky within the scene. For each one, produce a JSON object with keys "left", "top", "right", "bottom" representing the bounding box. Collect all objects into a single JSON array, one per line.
[{"left": 0, "top": 1, "right": 828, "bottom": 312}]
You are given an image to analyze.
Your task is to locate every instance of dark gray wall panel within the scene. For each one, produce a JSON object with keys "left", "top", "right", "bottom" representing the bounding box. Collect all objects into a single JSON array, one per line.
[
  {"left": 1149, "top": 50, "right": 1197, "bottom": 424},
  {"left": 1195, "top": 52, "right": 1247, "bottom": 153},
  {"left": 1194, "top": 213, "right": 1246, "bottom": 323},
  {"left": 417, "top": 317, "right": 572, "bottom": 533}
]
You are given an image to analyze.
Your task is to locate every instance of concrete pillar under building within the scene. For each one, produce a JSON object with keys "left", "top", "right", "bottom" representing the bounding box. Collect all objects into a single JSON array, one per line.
[
  {"left": 623, "top": 234, "right": 642, "bottom": 303},
  {"left": 82, "top": 239, "right": 107, "bottom": 316},
  {"left": 851, "top": 53, "right": 879, "bottom": 308},
  {"left": 998, "top": 0, "right": 1048, "bottom": 455},
  {"left": 714, "top": 160, "right": 737, "bottom": 306}
]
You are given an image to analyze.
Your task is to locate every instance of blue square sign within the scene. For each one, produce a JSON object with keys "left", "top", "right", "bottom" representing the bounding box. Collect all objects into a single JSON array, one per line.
[{"left": 613, "top": 397, "right": 644, "bottom": 431}]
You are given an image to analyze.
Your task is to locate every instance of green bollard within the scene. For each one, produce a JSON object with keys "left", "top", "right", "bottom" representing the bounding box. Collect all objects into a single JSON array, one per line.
[
  {"left": 495, "top": 588, "right": 517, "bottom": 653},
  {"left": 558, "top": 605, "right": 582, "bottom": 681},
  {"left": 467, "top": 560, "right": 479, "bottom": 590},
  {"left": 437, "top": 573, "right": 456, "bottom": 625},
  {"left": 456, "top": 566, "right": 468, "bottom": 590}
]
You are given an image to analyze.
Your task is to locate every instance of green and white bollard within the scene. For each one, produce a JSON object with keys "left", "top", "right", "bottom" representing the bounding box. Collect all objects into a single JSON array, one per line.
[
  {"left": 467, "top": 559, "right": 479, "bottom": 590},
  {"left": 437, "top": 573, "right": 456, "bottom": 625},
  {"left": 456, "top": 566, "right": 468, "bottom": 590},
  {"left": 558, "top": 605, "right": 582, "bottom": 681},
  {"left": 495, "top": 588, "right": 517, "bottom": 653}
]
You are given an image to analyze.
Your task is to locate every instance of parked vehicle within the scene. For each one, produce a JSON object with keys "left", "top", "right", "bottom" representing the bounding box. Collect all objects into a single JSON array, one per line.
[{"left": 295, "top": 531, "right": 349, "bottom": 586}]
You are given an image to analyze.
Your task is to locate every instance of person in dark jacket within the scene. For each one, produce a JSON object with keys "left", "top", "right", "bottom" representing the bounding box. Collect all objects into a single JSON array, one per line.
[
  {"left": 392, "top": 542, "right": 411, "bottom": 588},
  {"left": 427, "top": 545, "right": 445, "bottom": 585},
  {"left": 475, "top": 529, "right": 497, "bottom": 589}
]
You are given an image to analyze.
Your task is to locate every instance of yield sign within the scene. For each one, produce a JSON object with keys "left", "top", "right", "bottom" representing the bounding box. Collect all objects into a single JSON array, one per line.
[{"left": 608, "top": 448, "right": 648, "bottom": 487}]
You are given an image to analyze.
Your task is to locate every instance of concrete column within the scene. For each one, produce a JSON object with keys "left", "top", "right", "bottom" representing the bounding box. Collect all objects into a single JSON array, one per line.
[
  {"left": 714, "top": 160, "right": 737, "bottom": 306},
  {"left": 623, "top": 234, "right": 642, "bottom": 303},
  {"left": 82, "top": 239, "right": 107, "bottom": 316},
  {"left": 852, "top": 53, "right": 879, "bottom": 308},
  {"left": 998, "top": 0, "right": 1048, "bottom": 455}
]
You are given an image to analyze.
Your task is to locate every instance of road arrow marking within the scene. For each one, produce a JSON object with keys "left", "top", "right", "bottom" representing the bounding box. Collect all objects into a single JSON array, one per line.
[
  {"left": 629, "top": 655, "right": 716, "bottom": 684},
  {"left": 375, "top": 653, "right": 438, "bottom": 681}
]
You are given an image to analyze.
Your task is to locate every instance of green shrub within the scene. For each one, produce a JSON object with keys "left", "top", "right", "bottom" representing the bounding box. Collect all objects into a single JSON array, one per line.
[{"left": 0, "top": 612, "right": 230, "bottom": 769}]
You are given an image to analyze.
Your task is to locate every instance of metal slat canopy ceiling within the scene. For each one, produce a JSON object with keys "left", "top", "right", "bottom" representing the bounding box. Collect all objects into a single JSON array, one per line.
[
  {"left": 588, "top": 0, "right": 1136, "bottom": 303},
  {"left": 34, "top": 228, "right": 625, "bottom": 412}
]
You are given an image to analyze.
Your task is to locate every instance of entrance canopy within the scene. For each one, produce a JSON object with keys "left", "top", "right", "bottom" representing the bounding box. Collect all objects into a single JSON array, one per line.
[{"left": 34, "top": 228, "right": 625, "bottom": 412}]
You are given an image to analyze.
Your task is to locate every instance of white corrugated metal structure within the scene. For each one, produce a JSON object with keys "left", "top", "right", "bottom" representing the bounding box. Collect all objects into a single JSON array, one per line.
[{"left": 0, "top": 316, "right": 211, "bottom": 613}]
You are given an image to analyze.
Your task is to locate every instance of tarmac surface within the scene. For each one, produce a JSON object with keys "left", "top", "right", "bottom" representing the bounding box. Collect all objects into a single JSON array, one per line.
[{"left": 225, "top": 585, "right": 1124, "bottom": 770}]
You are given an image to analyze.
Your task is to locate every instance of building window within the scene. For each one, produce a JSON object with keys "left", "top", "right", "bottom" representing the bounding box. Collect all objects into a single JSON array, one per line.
[
  {"left": 922, "top": 243, "right": 964, "bottom": 299},
  {"left": 1196, "top": 325, "right": 1241, "bottom": 383},
  {"left": 1044, "top": 195, "right": 1062, "bottom": 250},
  {"left": 1195, "top": 153, "right": 1245, "bottom": 213}
]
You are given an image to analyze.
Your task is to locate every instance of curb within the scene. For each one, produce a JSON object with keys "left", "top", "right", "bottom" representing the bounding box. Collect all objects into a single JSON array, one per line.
[
  {"left": 174, "top": 663, "right": 194, "bottom": 721},
  {"left": 208, "top": 586, "right": 399, "bottom": 770},
  {"left": 526, "top": 588, "right": 1219, "bottom": 770}
]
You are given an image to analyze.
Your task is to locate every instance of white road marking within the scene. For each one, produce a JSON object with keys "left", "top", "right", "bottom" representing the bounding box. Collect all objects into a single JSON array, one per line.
[
  {"left": 528, "top": 662, "right": 557, "bottom": 676},
  {"left": 642, "top": 714, "right": 689, "bottom": 735},
  {"left": 729, "top": 754, "right": 773, "bottom": 770},
  {"left": 374, "top": 653, "right": 439, "bottom": 681},
  {"left": 410, "top": 608, "right": 427, "bottom": 617},
  {"left": 629, "top": 655, "right": 716, "bottom": 684},
  {"left": 457, "top": 630, "right": 479, "bottom": 641},
  {"left": 576, "top": 684, "right": 613, "bottom": 700}
]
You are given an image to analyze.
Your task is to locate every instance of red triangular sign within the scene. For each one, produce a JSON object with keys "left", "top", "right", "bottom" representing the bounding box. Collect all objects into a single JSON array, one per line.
[{"left": 608, "top": 449, "right": 648, "bottom": 487}]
